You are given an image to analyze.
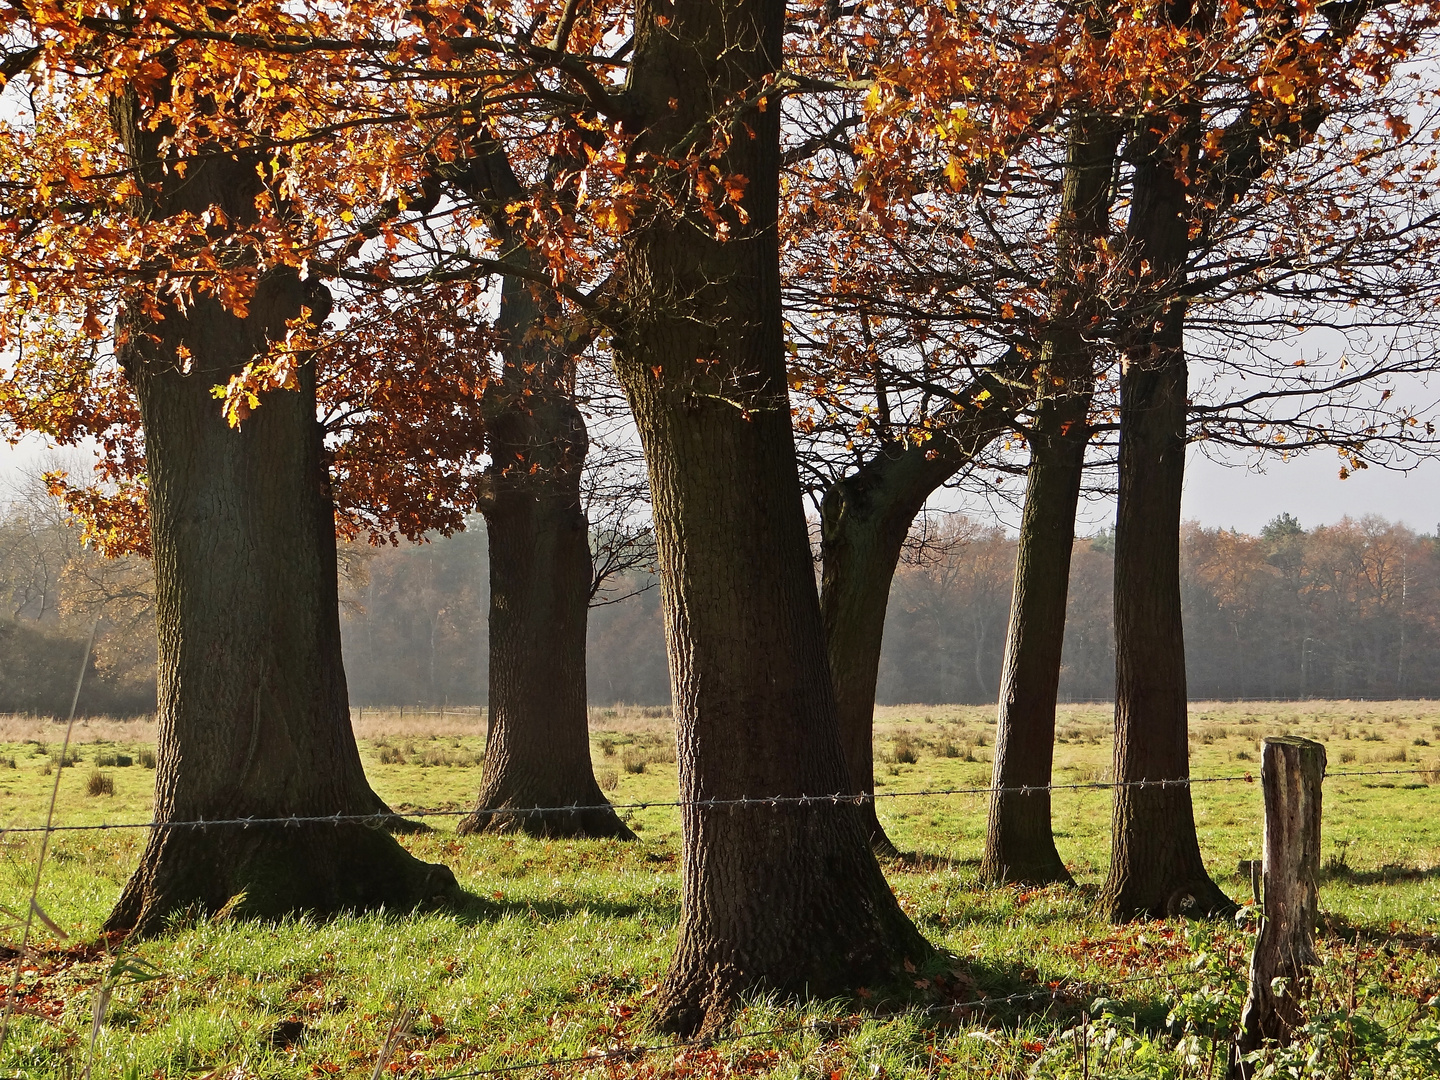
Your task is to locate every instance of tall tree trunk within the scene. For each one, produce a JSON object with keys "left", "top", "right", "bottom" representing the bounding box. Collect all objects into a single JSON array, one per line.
[
  {"left": 821, "top": 395, "right": 1013, "bottom": 856},
  {"left": 459, "top": 341, "right": 633, "bottom": 838},
  {"left": 1099, "top": 111, "right": 1230, "bottom": 920},
  {"left": 982, "top": 400, "right": 1087, "bottom": 885},
  {"left": 614, "top": 0, "right": 929, "bottom": 1035},
  {"left": 982, "top": 115, "right": 1120, "bottom": 886},
  {"left": 440, "top": 140, "right": 631, "bottom": 840},
  {"left": 104, "top": 90, "right": 454, "bottom": 937}
]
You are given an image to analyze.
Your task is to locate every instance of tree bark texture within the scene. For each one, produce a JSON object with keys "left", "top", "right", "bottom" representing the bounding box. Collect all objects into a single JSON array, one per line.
[
  {"left": 613, "top": 0, "right": 930, "bottom": 1034},
  {"left": 104, "top": 89, "right": 455, "bottom": 936},
  {"left": 460, "top": 288, "right": 631, "bottom": 840},
  {"left": 983, "top": 116, "right": 1120, "bottom": 886},
  {"left": 1235, "top": 737, "right": 1326, "bottom": 1074},
  {"left": 821, "top": 393, "right": 1016, "bottom": 856},
  {"left": 982, "top": 409, "right": 1087, "bottom": 886},
  {"left": 1100, "top": 111, "right": 1231, "bottom": 920},
  {"left": 438, "top": 142, "right": 631, "bottom": 840}
]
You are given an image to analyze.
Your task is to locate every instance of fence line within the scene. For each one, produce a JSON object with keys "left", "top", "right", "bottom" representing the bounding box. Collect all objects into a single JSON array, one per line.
[
  {"left": 0, "top": 767, "right": 1428, "bottom": 838},
  {"left": 0, "top": 759, "right": 1429, "bottom": 1076}
]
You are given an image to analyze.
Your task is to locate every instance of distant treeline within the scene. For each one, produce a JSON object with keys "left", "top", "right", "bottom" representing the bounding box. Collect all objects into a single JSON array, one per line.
[
  {"left": 876, "top": 513, "right": 1440, "bottom": 704},
  {"left": 0, "top": 478, "right": 157, "bottom": 716},
  {"left": 337, "top": 511, "right": 1440, "bottom": 706},
  {"left": 333, "top": 526, "right": 670, "bottom": 706},
  {"left": 4, "top": 495, "right": 1437, "bottom": 711}
]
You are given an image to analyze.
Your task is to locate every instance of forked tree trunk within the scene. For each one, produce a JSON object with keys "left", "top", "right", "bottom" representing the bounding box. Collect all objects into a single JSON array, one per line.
[
  {"left": 104, "top": 91, "right": 454, "bottom": 937},
  {"left": 459, "top": 355, "right": 632, "bottom": 838},
  {"left": 983, "top": 115, "right": 1120, "bottom": 886},
  {"left": 1100, "top": 112, "right": 1230, "bottom": 920},
  {"left": 614, "top": 0, "right": 929, "bottom": 1035},
  {"left": 821, "top": 398, "right": 1014, "bottom": 856}
]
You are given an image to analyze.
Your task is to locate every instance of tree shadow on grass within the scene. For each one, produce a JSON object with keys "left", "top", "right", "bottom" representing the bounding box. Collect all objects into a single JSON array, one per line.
[
  {"left": 783, "top": 952, "right": 1180, "bottom": 1050},
  {"left": 1319, "top": 860, "right": 1440, "bottom": 888},
  {"left": 882, "top": 851, "right": 981, "bottom": 875},
  {"left": 1319, "top": 911, "right": 1440, "bottom": 954},
  {"left": 444, "top": 886, "right": 679, "bottom": 927}
]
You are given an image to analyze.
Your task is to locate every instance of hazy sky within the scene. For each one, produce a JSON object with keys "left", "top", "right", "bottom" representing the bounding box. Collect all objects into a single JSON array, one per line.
[
  {"left": 1181, "top": 451, "right": 1438, "bottom": 535},
  {"left": 5, "top": 429, "right": 1436, "bottom": 538}
]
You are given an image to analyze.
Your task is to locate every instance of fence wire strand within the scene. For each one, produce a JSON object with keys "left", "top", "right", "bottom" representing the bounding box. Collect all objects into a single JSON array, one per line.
[
  {"left": 0, "top": 767, "right": 1428, "bottom": 838},
  {"left": 0, "top": 753, "right": 1429, "bottom": 1076}
]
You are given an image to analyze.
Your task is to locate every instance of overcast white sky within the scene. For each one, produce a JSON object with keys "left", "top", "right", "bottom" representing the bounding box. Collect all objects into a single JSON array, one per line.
[{"left": 1181, "top": 451, "right": 1439, "bottom": 535}]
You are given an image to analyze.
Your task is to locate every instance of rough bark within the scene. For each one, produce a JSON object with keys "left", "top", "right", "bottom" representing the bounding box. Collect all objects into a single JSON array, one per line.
[
  {"left": 104, "top": 92, "right": 455, "bottom": 937},
  {"left": 458, "top": 281, "right": 632, "bottom": 839},
  {"left": 437, "top": 141, "right": 631, "bottom": 840},
  {"left": 982, "top": 116, "right": 1120, "bottom": 886},
  {"left": 981, "top": 403, "right": 1087, "bottom": 885},
  {"left": 821, "top": 393, "right": 1015, "bottom": 856},
  {"left": 1099, "top": 111, "right": 1231, "bottom": 920},
  {"left": 612, "top": 0, "right": 930, "bottom": 1035}
]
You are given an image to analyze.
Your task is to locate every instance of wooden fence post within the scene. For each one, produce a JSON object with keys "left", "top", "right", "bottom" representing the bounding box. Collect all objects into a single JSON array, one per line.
[{"left": 1234, "top": 735, "right": 1326, "bottom": 1077}]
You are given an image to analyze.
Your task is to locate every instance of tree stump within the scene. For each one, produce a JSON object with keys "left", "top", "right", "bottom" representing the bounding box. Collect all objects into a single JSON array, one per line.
[{"left": 1235, "top": 735, "right": 1326, "bottom": 1076}]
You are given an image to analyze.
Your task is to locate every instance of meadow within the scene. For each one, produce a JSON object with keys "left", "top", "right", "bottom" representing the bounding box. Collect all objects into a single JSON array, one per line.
[{"left": 0, "top": 701, "right": 1438, "bottom": 1078}]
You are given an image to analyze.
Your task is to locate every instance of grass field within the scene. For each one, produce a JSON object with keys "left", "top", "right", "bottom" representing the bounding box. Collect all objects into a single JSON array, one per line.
[{"left": 1, "top": 701, "right": 1439, "bottom": 1078}]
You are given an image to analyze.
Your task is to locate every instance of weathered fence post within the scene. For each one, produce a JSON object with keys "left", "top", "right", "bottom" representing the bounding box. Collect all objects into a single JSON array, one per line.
[{"left": 1234, "top": 735, "right": 1326, "bottom": 1077}]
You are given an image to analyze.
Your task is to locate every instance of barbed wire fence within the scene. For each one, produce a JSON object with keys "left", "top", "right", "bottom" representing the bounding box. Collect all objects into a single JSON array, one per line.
[
  {"left": 0, "top": 766, "right": 1432, "bottom": 836},
  {"left": 0, "top": 732, "right": 1435, "bottom": 1077}
]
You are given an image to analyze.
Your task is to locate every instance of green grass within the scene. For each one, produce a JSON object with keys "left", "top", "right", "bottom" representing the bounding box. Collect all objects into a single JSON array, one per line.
[{"left": 2, "top": 702, "right": 1439, "bottom": 1077}]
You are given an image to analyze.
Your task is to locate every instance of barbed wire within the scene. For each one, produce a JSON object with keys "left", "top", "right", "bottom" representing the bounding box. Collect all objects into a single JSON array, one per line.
[
  {"left": 0, "top": 767, "right": 1428, "bottom": 838},
  {"left": 416, "top": 966, "right": 1187, "bottom": 1080}
]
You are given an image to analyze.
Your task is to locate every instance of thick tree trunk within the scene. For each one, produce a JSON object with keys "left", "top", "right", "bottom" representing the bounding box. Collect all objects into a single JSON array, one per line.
[
  {"left": 104, "top": 90, "right": 454, "bottom": 937},
  {"left": 614, "top": 0, "right": 929, "bottom": 1035},
  {"left": 983, "top": 116, "right": 1120, "bottom": 886},
  {"left": 1100, "top": 113, "right": 1230, "bottom": 920},
  {"left": 821, "top": 400, "right": 1013, "bottom": 856},
  {"left": 459, "top": 374, "right": 633, "bottom": 839},
  {"left": 440, "top": 142, "right": 630, "bottom": 839}
]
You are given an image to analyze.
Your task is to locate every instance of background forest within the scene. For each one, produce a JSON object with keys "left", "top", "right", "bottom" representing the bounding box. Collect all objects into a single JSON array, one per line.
[{"left": 3, "top": 481, "right": 1433, "bottom": 712}]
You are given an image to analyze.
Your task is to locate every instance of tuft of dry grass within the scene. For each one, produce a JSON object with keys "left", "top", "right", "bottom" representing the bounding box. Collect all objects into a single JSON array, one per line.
[
  {"left": 85, "top": 769, "right": 114, "bottom": 796},
  {"left": 377, "top": 745, "right": 406, "bottom": 765},
  {"left": 892, "top": 732, "right": 920, "bottom": 765}
]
